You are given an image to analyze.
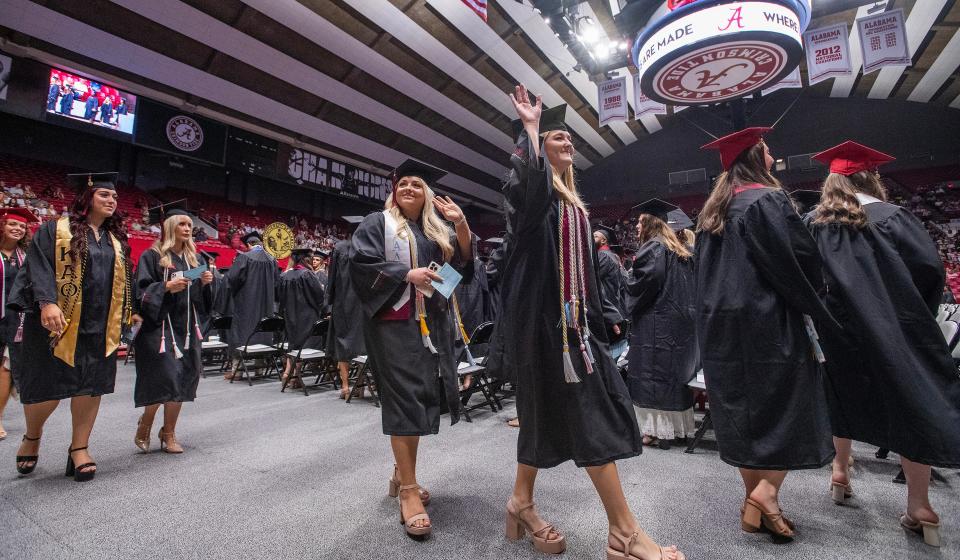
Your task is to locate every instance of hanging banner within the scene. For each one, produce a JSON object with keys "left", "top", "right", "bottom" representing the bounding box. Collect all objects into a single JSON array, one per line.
[
  {"left": 0, "top": 53, "right": 11, "bottom": 101},
  {"left": 134, "top": 99, "right": 226, "bottom": 165},
  {"left": 857, "top": 8, "right": 910, "bottom": 75},
  {"left": 633, "top": 73, "right": 667, "bottom": 118},
  {"left": 598, "top": 77, "right": 628, "bottom": 127},
  {"left": 802, "top": 23, "right": 852, "bottom": 85},
  {"left": 762, "top": 66, "right": 802, "bottom": 95}
]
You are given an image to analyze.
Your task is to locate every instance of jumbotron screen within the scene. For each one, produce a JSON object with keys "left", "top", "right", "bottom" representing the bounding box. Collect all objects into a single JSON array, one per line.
[{"left": 45, "top": 68, "right": 137, "bottom": 134}]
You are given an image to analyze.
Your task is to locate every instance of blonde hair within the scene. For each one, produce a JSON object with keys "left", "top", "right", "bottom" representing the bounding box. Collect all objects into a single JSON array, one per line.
[
  {"left": 542, "top": 130, "right": 588, "bottom": 213},
  {"left": 698, "top": 142, "right": 780, "bottom": 235},
  {"left": 385, "top": 177, "right": 455, "bottom": 261},
  {"left": 151, "top": 214, "right": 199, "bottom": 269},
  {"left": 637, "top": 214, "right": 692, "bottom": 259},
  {"left": 812, "top": 171, "right": 888, "bottom": 229}
]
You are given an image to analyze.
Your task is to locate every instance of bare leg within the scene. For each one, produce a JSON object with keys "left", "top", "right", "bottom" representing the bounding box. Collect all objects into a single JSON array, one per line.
[
  {"left": 163, "top": 402, "right": 183, "bottom": 433},
  {"left": 391, "top": 435, "right": 429, "bottom": 528},
  {"left": 16, "top": 400, "right": 59, "bottom": 469},
  {"left": 588, "top": 462, "right": 681, "bottom": 559},
  {"left": 69, "top": 395, "right": 101, "bottom": 473},
  {"left": 338, "top": 361, "right": 350, "bottom": 397},
  {"left": 0, "top": 366, "right": 11, "bottom": 437},
  {"left": 140, "top": 403, "right": 161, "bottom": 426},
  {"left": 740, "top": 468, "right": 788, "bottom": 512},
  {"left": 832, "top": 437, "right": 852, "bottom": 486},
  {"left": 902, "top": 457, "right": 938, "bottom": 524}
]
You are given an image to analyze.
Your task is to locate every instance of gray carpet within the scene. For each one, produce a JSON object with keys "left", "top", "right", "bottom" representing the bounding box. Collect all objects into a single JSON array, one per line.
[{"left": 0, "top": 365, "right": 956, "bottom": 560}]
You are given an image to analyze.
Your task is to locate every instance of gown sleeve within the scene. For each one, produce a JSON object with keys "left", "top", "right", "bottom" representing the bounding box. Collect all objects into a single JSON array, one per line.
[
  {"left": 886, "top": 208, "right": 945, "bottom": 316},
  {"left": 743, "top": 190, "right": 838, "bottom": 328},
  {"left": 136, "top": 250, "right": 170, "bottom": 324},
  {"left": 351, "top": 213, "right": 411, "bottom": 318},
  {"left": 324, "top": 246, "right": 340, "bottom": 309},
  {"left": 626, "top": 240, "right": 666, "bottom": 314},
  {"left": 503, "top": 130, "right": 555, "bottom": 237}
]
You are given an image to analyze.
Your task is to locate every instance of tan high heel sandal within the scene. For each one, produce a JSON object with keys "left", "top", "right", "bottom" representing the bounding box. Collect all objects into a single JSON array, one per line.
[
  {"left": 158, "top": 427, "right": 183, "bottom": 454},
  {"left": 387, "top": 465, "right": 430, "bottom": 505},
  {"left": 135, "top": 416, "right": 152, "bottom": 452},
  {"left": 606, "top": 529, "right": 685, "bottom": 560},
  {"left": 830, "top": 481, "right": 853, "bottom": 504},
  {"left": 505, "top": 499, "right": 566, "bottom": 554},
  {"left": 741, "top": 498, "right": 795, "bottom": 539},
  {"left": 397, "top": 484, "right": 431, "bottom": 538},
  {"left": 900, "top": 514, "right": 941, "bottom": 547}
]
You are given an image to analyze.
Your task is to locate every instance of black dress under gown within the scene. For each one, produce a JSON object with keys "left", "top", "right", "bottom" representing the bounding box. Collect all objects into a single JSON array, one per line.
[
  {"left": 624, "top": 238, "right": 698, "bottom": 412},
  {"left": 695, "top": 187, "right": 836, "bottom": 470},
  {"left": 325, "top": 240, "right": 366, "bottom": 362},
  {"left": 350, "top": 212, "right": 471, "bottom": 436},
  {"left": 278, "top": 267, "right": 325, "bottom": 350},
  {"left": 133, "top": 250, "right": 211, "bottom": 407},
  {"left": 808, "top": 201, "right": 960, "bottom": 468},
  {"left": 224, "top": 247, "right": 278, "bottom": 349},
  {"left": 487, "top": 130, "right": 641, "bottom": 469},
  {"left": 8, "top": 221, "right": 123, "bottom": 404}
]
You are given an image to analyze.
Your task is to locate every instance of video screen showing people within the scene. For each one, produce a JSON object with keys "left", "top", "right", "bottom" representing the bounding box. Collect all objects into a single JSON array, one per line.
[{"left": 46, "top": 68, "right": 136, "bottom": 134}]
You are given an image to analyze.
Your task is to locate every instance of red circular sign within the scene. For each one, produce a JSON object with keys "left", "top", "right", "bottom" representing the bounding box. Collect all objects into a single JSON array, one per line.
[{"left": 654, "top": 41, "right": 785, "bottom": 104}]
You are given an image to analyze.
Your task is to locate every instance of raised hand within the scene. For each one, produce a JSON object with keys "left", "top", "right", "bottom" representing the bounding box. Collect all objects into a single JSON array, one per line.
[
  {"left": 509, "top": 84, "right": 542, "bottom": 126},
  {"left": 432, "top": 196, "right": 466, "bottom": 225}
]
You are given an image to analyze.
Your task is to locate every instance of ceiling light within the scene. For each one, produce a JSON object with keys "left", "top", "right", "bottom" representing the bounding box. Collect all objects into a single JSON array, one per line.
[{"left": 544, "top": 17, "right": 551, "bottom": 25}]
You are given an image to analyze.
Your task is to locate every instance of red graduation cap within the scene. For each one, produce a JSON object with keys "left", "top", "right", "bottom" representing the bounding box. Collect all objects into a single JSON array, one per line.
[
  {"left": 812, "top": 141, "right": 895, "bottom": 176},
  {"left": 701, "top": 127, "right": 773, "bottom": 171},
  {"left": 0, "top": 207, "right": 39, "bottom": 223}
]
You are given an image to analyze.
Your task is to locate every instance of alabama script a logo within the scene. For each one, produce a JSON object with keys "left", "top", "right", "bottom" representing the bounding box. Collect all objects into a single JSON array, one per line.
[{"left": 718, "top": 7, "right": 744, "bottom": 32}]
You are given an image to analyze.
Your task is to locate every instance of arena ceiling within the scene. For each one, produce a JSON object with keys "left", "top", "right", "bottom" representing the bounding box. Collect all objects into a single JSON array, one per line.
[{"left": 0, "top": 0, "right": 958, "bottom": 209}]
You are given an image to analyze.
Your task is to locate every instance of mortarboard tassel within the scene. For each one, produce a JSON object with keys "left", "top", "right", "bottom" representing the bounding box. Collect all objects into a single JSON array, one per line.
[
  {"left": 464, "top": 345, "right": 476, "bottom": 367},
  {"left": 562, "top": 346, "right": 580, "bottom": 383},
  {"left": 158, "top": 330, "right": 166, "bottom": 354}
]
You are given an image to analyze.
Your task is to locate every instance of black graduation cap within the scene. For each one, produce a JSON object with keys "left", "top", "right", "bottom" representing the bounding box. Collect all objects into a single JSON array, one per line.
[
  {"left": 290, "top": 247, "right": 314, "bottom": 261},
  {"left": 632, "top": 198, "right": 678, "bottom": 222},
  {"left": 315, "top": 249, "right": 330, "bottom": 259},
  {"left": 790, "top": 190, "right": 822, "bottom": 214},
  {"left": 593, "top": 223, "right": 618, "bottom": 246},
  {"left": 391, "top": 159, "right": 447, "bottom": 186},
  {"left": 666, "top": 209, "right": 694, "bottom": 232},
  {"left": 511, "top": 104, "right": 568, "bottom": 138},
  {"left": 241, "top": 231, "right": 263, "bottom": 245},
  {"left": 147, "top": 199, "right": 190, "bottom": 225},
  {"left": 66, "top": 172, "right": 118, "bottom": 192}
]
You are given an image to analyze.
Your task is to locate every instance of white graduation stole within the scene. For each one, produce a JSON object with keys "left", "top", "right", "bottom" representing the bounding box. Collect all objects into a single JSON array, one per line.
[
  {"left": 382, "top": 210, "right": 412, "bottom": 311},
  {"left": 855, "top": 193, "right": 882, "bottom": 205}
]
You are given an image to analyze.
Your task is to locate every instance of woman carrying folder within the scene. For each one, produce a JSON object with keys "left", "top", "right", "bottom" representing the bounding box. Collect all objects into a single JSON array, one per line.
[{"left": 132, "top": 203, "right": 213, "bottom": 454}]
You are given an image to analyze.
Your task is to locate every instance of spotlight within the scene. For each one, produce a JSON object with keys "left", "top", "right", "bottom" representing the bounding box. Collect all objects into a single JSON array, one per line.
[{"left": 544, "top": 17, "right": 551, "bottom": 24}]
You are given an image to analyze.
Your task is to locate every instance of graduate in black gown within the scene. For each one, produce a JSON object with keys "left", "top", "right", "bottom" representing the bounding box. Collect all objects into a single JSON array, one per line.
[
  {"left": 453, "top": 233, "right": 490, "bottom": 336},
  {"left": 224, "top": 231, "right": 278, "bottom": 379},
  {"left": 132, "top": 204, "right": 213, "bottom": 455},
  {"left": 494, "top": 86, "right": 683, "bottom": 560},
  {"left": 0, "top": 208, "right": 37, "bottom": 442},
  {"left": 325, "top": 220, "right": 366, "bottom": 399},
  {"left": 696, "top": 128, "right": 837, "bottom": 540},
  {"left": 197, "top": 250, "right": 223, "bottom": 336},
  {"left": 10, "top": 172, "right": 133, "bottom": 481},
  {"left": 624, "top": 200, "right": 698, "bottom": 450},
  {"left": 350, "top": 159, "right": 472, "bottom": 539},
  {"left": 807, "top": 141, "right": 960, "bottom": 547},
  {"left": 278, "top": 248, "right": 325, "bottom": 386},
  {"left": 592, "top": 223, "right": 628, "bottom": 357}
]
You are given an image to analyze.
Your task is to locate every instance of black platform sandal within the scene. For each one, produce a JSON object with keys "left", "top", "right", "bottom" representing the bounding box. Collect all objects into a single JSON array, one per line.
[
  {"left": 65, "top": 446, "right": 96, "bottom": 482},
  {"left": 16, "top": 435, "right": 41, "bottom": 475}
]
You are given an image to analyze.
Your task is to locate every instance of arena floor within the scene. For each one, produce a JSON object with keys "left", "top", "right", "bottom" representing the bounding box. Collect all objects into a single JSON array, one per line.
[{"left": 1, "top": 364, "right": 956, "bottom": 560}]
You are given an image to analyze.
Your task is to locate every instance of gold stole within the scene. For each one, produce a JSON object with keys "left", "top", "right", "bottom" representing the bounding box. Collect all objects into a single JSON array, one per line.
[{"left": 53, "top": 217, "right": 127, "bottom": 366}]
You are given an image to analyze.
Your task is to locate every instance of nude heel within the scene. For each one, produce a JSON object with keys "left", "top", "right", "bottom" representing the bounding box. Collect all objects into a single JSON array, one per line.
[
  {"left": 505, "top": 499, "right": 566, "bottom": 554},
  {"left": 830, "top": 482, "right": 852, "bottom": 504},
  {"left": 388, "top": 477, "right": 399, "bottom": 498},
  {"left": 901, "top": 514, "right": 941, "bottom": 547},
  {"left": 388, "top": 465, "right": 430, "bottom": 504},
  {"left": 741, "top": 499, "right": 761, "bottom": 532},
  {"left": 505, "top": 511, "right": 525, "bottom": 540},
  {"left": 398, "top": 484, "right": 431, "bottom": 539}
]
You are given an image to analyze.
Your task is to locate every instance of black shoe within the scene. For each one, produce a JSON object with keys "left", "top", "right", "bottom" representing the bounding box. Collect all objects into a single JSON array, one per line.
[
  {"left": 657, "top": 438, "right": 673, "bottom": 450},
  {"left": 16, "top": 435, "right": 41, "bottom": 475},
  {"left": 65, "top": 446, "right": 96, "bottom": 482}
]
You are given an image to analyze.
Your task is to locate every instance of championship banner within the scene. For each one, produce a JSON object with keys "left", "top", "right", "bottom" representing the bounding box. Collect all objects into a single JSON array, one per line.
[
  {"left": 633, "top": 73, "right": 667, "bottom": 118},
  {"left": 598, "top": 77, "right": 628, "bottom": 127},
  {"left": 134, "top": 99, "right": 227, "bottom": 165},
  {"left": 0, "top": 52, "right": 11, "bottom": 101},
  {"left": 802, "top": 23, "right": 852, "bottom": 85},
  {"left": 762, "top": 66, "right": 802, "bottom": 95},
  {"left": 857, "top": 8, "right": 910, "bottom": 75}
]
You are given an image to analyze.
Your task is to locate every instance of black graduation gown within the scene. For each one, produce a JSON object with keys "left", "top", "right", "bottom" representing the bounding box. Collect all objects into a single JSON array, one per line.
[
  {"left": 325, "top": 240, "right": 365, "bottom": 361},
  {"left": 625, "top": 239, "right": 698, "bottom": 411},
  {"left": 8, "top": 221, "right": 121, "bottom": 404},
  {"left": 198, "top": 268, "right": 225, "bottom": 336},
  {"left": 484, "top": 238, "right": 510, "bottom": 323},
  {"left": 0, "top": 249, "right": 25, "bottom": 351},
  {"left": 351, "top": 213, "right": 469, "bottom": 436},
  {"left": 224, "top": 247, "right": 278, "bottom": 349},
  {"left": 278, "top": 267, "right": 325, "bottom": 349},
  {"left": 455, "top": 256, "right": 491, "bottom": 336},
  {"left": 133, "top": 251, "right": 211, "bottom": 407},
  {"left": 695, "top": 187, "right": 836, "bottom": 470},
  {"left": 597, "top": 247, "right": 628, "bottom": 320},
  {"left": 809, "top": 202, "right": 960, "bottom": 467},
  {"left": 488, "top": 130, "right": 641, "bottom": 469}
]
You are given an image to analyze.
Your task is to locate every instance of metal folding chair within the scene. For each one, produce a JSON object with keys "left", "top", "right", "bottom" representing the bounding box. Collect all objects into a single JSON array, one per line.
[
  {"left": 457, "top": 322, "right": 502, "bottom": 422},
  {"left": 346, "top": 355, "right": 379, "bottom": 407},
  {"left": 232, "top": 316, "right": 285, "bottom": 386},
  {"left": 282, "top": 319, "right": 335, "bottom": 396}
]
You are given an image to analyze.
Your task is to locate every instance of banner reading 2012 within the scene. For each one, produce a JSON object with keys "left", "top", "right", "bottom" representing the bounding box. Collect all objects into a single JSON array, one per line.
[{"left": 802, "top": 23, "right": 852, "bottom": 85}]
